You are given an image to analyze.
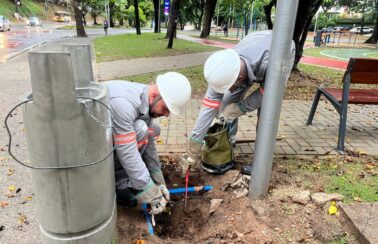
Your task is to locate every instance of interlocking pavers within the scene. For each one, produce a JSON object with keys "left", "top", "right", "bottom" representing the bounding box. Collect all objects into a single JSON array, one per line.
[{"left": 157, "top": 100, "right": 378, "bottom": 156}]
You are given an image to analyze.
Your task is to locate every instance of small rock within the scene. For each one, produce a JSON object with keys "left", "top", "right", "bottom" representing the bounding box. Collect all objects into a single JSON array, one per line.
[
  {"left": 209, "top": 199, "right": 223, "bottom": 214},
  {"left": 231, "top": 175, "right": 245, "bottom": 188},
  {"left": 274, "top": 227, "right": 282, "bottom": 233},
  {"left": 292, "top": 190, "right": 311, "bottom": 205},
  {"left": 221, "top": 170, "right": 240, "bottom": 191},
  {"left": 311, "top": 193, "right": 344, "bottom": 206},
  {"left": 234, "top": 188, "right": 249, "bottom": 199}
]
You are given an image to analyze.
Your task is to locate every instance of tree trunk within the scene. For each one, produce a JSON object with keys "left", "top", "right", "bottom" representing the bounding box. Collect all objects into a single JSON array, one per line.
[
  {"left": 167, "top": 0, "right": 181, "bottom": 48},
  {"left": 119, "top": 19, "right": 124, "bottom": 26},
  {"left": 110, "top": 1, "right": 115, "bottom": 27},
  {"left": 200, "top": 0, "right": 217, "bottom": 38},
  {"left": 365, "top": 0, "right": 378, "bottom": 43},
  {"left": 134, "top": 0, "right": 141, "bottom": 34},
  {"left": 71, "top": 0, "right": 87, "bottom": 37},
  {"left": 93, "top": 15, "right": 97, "bottom": 25},
  {"left": 198, "top": 0, "right": 205, "bottom": 30},
  {"left": 153, "top": 0, "right": 159, "bottom": 33},
  {"left": 292, "top": 0, "right": 323, "bottom": 70},
  {"left": 263, "top": 0, "right": 276, "bottom": 30}
]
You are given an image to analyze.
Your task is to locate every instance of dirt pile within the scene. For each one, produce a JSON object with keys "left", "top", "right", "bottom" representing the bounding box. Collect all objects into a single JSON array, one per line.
[{"left": 116, "top": 155, "right": 363, "bottom": 243}]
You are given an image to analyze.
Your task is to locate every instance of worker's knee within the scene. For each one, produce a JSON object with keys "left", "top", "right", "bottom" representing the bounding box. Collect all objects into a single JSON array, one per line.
[
  {"left": 149, "top": 122, "right": 161, "bottom": 140},
  {"left": 135, "top": 120, "right": 148, "bottom": 143}
]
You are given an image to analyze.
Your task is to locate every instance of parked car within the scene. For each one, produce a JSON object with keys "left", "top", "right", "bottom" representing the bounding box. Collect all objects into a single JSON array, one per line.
[
  {"left": 333, "top": 26, "right": 345, "bottom": 32},
  {"left": 27, "top": 17, "right": 42, "bottom": 26},
  {"left": 0, "top": 15, "right": 11, "bottom": 32},
  {"left": 349, "top": 27, "right": 373, "bottom": 34}
]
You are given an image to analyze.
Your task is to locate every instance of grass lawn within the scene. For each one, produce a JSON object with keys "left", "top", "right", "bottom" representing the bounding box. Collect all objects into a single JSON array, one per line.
[
  {"left": 283, "top": 155, "right": 378, "bottom": 203},
  {"left": 0, "top": 0, "right": 45, "bottom": 20},
  {"left": 94, "top": 33, "right": 220, "bottom": 62},
  {"left": 58, "top": 25, "right": 104, "bottom": 30},
  {"left": 119, "top": 63, "right": 344, "bottom": 99}
]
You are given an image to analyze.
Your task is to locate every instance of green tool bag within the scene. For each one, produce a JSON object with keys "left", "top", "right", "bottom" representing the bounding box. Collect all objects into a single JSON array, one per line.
[{"left": 201, "top": 123, "right": 235, "bottom": 174}]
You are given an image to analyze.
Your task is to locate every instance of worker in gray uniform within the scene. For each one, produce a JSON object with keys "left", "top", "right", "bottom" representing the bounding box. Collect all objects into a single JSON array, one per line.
[
  {"left": 180, "top": 30, "right": 295, "bottom": 175},
  {"left": 106, "top": 72, "right": 191, "bottom": 214}
]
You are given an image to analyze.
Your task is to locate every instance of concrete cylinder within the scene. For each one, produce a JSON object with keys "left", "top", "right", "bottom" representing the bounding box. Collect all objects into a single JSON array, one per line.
[{"left": 22, "top": 51, "right": 116, "bottom": 243}]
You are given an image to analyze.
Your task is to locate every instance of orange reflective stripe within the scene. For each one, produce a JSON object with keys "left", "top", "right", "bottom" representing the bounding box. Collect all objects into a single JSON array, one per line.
[
  {"left": 114, "top": 132, "right": 137, "bottom": 145},
  {"left": 154, "top": 135, "right": 160, "bottom": 140},
  {"left": 202, "top": 98, "right": 220, "bottom": 109},
  {"left": 148, "top": 128, "right": 154, "bottom": 135},
  {"left": 137, "top": 137, "right": 149, "bottom": 148}
]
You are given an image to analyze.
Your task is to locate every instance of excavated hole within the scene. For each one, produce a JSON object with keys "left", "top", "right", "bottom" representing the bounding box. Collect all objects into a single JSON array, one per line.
[
  {"left": 154, "top": 198, "right": 211, "bottom": 239},
  {"left": 158, "top": 159, "right": 212, "bottom": 239}
]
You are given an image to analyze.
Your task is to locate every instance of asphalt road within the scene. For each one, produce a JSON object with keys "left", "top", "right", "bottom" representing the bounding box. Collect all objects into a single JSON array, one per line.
[{"left": 0, "top": 21, "right": 138, "bottom": 63}]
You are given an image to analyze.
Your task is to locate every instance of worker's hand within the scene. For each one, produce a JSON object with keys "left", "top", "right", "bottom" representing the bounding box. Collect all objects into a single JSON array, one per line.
[
  {"left": 179, "top": 139, "right": 203, "bottom": 176},
  {"left": 179, "top": 154, "right": 198, "bottom": 177},
  {"left": 220, "top": 103, "right": 246, "bottom": 122},
  {"left": 135, "top": 180, "right": 168, "bottom": 215},
  {"left": 150, "top": 170, "right": 166, "bottom": 186},
  {"left": 159, "top": 184, "right": 170, "bottom": 202}
]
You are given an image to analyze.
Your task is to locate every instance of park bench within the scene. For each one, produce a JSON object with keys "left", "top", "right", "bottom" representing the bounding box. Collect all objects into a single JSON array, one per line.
[{"left": 306, "top": 58, "right": 378, "bottom": 151}]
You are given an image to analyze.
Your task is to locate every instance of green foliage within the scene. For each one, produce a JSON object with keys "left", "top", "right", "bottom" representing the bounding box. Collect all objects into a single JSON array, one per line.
[
  {"left": 93, "top": 33, "right": 220, "bottom": 62},
  {"left": 0, "top": 0, "right": 46, "bottom": 19}
]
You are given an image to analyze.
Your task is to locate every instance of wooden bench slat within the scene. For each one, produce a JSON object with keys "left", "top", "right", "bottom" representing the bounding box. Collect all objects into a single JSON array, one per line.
[
  {"left": 351, "top": 72, "right": 378, "bottom": 84},
  {"left": 325, "top": 88, "right": 378, "bottom": 104}
]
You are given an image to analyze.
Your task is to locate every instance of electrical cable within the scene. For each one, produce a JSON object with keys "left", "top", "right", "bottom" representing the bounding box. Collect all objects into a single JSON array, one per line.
[{"left": 4, "top": 96, "right": 116, "bottom": 170}]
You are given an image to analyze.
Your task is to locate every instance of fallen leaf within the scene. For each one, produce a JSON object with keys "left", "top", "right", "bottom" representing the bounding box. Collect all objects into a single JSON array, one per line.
[
  {"left": 353, "top": 197, "right": 363, "bottom": 202},
  {"left": 5, "top": 193, "right": 15, "bottom": 198},
  {"left": 0, "top": 226, "right": 4, "bottom": 231},
  {"left": 16, "top": 188, "right": 21, "bottom": 194},
  {"left": 0, "top": 201, "right": 9, "bottom": 208},
  {"left": 7, "top": 168, "right": 15, "bottom": 176},
  {"left": 18, "top": 213, "right": 27, "bottom": 224},
  {"left": 156, "top": 138, "right": 165, "bottom": 145},
  {"left": 25, "top": 196, "right": 32, "bottom": 201},
  {"left": 8, "top": 185, "right": 16, "bottom": 192}
]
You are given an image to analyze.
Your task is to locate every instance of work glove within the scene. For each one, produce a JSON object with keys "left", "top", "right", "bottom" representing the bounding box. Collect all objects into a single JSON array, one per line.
[
  {"left": 134, "top": 180, "right": 169, "bottom": 215},
  {"left": 150, "top": 169, "right": 166, "bottom": 186},
  {"left": 179, "top": 139, "right": 203, "bottom": 176},
  {"left": 220, "top": 103, "right": 246, "bottom": 122}
]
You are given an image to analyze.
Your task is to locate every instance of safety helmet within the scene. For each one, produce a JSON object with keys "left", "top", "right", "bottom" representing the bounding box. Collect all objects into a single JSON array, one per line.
[
  {"left": 156, "top": 72, "right": 191, "bottom": 116},
  {"left": 204, "top": 49, "right": 240, "bottom": 94}
]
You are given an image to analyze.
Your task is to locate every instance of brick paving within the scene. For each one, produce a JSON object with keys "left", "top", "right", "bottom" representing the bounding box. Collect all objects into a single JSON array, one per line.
[{"left": 156, "top": 99, "right": 378, "bottom": 156}]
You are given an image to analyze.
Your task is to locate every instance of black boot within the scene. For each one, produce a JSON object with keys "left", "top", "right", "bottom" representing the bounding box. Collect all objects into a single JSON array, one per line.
[
  {"left": 116, "top": 188, "right": 137, "bottom": 208},
  {"left": 241, "top": 164, "right": 253, "bottom": 175}
]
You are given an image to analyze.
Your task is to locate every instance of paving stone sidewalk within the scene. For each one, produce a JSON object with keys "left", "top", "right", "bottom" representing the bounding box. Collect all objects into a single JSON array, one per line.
[{"left": 155, "top": 99, "right": 378, "bottom": 156}]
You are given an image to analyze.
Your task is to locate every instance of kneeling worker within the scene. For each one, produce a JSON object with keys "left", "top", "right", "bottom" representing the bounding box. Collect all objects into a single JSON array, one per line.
[
  {"left": 106, "top": 72, "right": 191, "bottom": 214},
  {"left": 180, "top": 30, "right": 295, "bottom": 176}
]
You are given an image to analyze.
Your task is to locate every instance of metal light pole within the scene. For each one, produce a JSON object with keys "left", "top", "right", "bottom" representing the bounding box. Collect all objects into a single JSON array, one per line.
[{"left": 249, "top": 0, "right": 299, "bottom": 199}]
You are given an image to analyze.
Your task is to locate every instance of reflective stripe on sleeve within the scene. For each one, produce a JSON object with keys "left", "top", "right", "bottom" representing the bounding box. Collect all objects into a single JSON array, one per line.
[
  {"left": 202, "top": 98, "right": 221, "bottom": 109},
  {"left": 114, "top": 132, "right": 137, "bottom": 145}
]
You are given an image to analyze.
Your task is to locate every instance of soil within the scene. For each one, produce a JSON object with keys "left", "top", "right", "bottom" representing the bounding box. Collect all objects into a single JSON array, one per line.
[{"left": 115, "top": 155, "right": 364, "bottom": 244}]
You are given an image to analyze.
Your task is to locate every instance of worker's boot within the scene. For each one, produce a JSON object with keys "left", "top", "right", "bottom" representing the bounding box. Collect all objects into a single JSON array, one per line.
[
  {"left": 241, "top": 163, "right": 253, "bottom": 175},
  {"left": 116, "top": 188, "right": 137, "bottom": 208}
]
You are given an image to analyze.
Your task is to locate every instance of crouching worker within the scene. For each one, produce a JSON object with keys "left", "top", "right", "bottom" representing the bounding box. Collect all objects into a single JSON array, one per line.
[
  {"left": 180, "top": 30, "right": 295, "bottom": 176},
  {"left": 106, "top": 72, "right": 191, "bottom": 214}
]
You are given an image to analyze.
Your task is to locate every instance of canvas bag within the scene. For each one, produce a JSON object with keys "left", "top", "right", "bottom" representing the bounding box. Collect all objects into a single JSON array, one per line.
[{"left": 201, "top": 123, "right": 235, "bottom": 174}]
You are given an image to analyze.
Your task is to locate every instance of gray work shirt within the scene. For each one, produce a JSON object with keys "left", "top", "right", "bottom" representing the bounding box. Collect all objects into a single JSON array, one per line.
[
  {"left": 105, "top": 80, "right": 159, "bottom": 190},
  {"left": 191, "top": 30, "right": 295, "bottom": 143}
]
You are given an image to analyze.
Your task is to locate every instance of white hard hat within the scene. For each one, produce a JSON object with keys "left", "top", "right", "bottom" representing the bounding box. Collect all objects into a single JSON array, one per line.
[
  {"left": 204, "top": 49, "right": 240, "bottom": 94},
  {"left": 156, "top": 72, "right": 191, "bottom": 116}
]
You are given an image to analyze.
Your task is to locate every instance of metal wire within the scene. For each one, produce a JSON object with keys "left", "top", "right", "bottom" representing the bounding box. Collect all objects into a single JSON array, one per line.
[{"left": 4, "top": 96, "right": 116, "bottom": 170}]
